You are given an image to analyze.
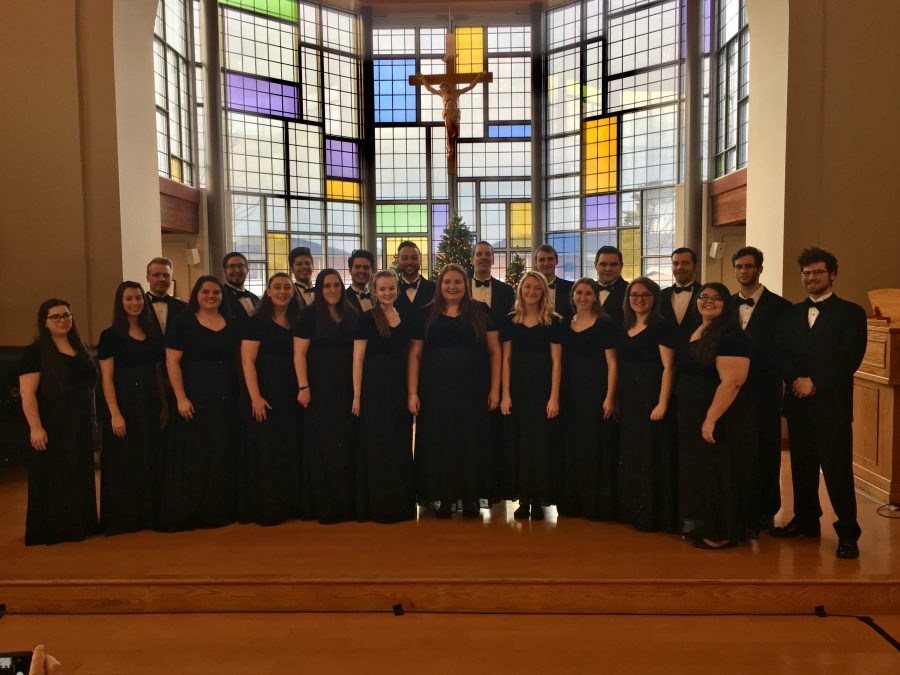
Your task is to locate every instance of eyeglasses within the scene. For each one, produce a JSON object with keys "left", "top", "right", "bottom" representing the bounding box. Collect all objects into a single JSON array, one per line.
[
  {"left": 800, "top": 269, "right": 829, "bottom": 277},
  {"left": 47, "top": 312, "right": 74, "bottom": 323},
  {"left": 697, "top": 295, "right": 723, "bottom": 303},
  {"left": 628, "top": 293, "right": 653, "bottom": 299},
  {"left": 225, "top": 263, "right": 247, "bottom": 271}
]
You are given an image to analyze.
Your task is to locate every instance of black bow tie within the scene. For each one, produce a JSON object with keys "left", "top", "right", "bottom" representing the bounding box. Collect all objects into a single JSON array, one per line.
[
  {"left": 235, "top": 289, "right": 252, "bottom": 299},
  {"left": 547, "top": 282, "right": 556, "bottom": 290},
  {"left": 474, "top": 279, "right": 491, "bottom": 288},
  {"left": 598, "top": 284, "right": 614, "bottom": 292},
  {"left": 356, "top": 290, "right": 371, "bottom": 300},
  {"left": 295, "top": 283, "right": 313, "bottom": 293},
  {"left": 805, "top": 297, "right": 826, "bottom": 309},
  {"left": 149, "top": 294, "right": 170, "bottom": 304},
  {"left": 673, "top": 285, "right": 693, "bottom": 294},
  {"left": 737, "top": 296, "right": 755, "bottom": 307},
  {"left": 400, "top": 279, "right": 419, "bottom": 292}
]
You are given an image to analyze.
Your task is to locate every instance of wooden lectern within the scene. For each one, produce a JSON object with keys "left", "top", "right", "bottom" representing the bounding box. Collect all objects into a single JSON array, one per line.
[{"left": 852, "top": 289, "right": 900, "bottom": 505}]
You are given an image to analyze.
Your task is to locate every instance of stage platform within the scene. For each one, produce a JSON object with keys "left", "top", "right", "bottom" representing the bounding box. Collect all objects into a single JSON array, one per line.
[{"left": 1, "top": 465, "right": 898, "bottom": 616}]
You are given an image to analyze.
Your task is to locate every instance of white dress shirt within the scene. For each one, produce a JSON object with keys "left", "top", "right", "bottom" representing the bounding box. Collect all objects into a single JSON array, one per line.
[
  {"left": 671, "top": 282, "right": 695, "bottom": 325},
  {"left": 808, "top": 291, "right": 833, "bottom": 328},
  {"left": 737, "top": 285, "right": 765, "bottom": 330},
  {"left": 471, "top": 276, "right": 493, "bottom": 306}
]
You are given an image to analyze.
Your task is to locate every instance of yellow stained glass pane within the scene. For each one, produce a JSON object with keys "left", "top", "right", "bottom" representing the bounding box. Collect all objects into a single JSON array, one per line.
[
  {"left": 509, "top": 203, "right": 531, "bottom": 248},
  {"left": 456, "top": 27, "right": 484, "bottom": 74},
  {"left": 170, "top": 157, "right": 183, "bottom": 183},
  {"left": 386, "top": 235, "right": 429, "bottom": 280},
  {"left": 584, "top": 117, "right": 617, "bottom": 194},
  {"left": 620, "top": 227, "right": 641, "bottom": 281},
  {"left": 326, "top": 179, "right": 360, "bottom": 201},
  {"left": 267, "top": 232, "right": 290, "bottom": 274}
]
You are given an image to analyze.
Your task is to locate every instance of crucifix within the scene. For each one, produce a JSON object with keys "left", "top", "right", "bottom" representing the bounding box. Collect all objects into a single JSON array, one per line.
[{"left": 409, "top": 33, "right": 493, "bottom": 211}]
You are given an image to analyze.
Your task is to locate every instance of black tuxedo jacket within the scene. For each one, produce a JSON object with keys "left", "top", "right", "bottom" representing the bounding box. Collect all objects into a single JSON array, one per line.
[
  {"left": 551, "top": 277, "right": 574, "bottom": 320},
  {"left": 221, "top": 284, "right": 261, "bottom": 320},
  {"left": 779, "top": 294, "right": 867, "bottom": 421},
  {"left": 395, "top": 277, "right": 436, "bottom": 321},
  {"left": 145, "top": 292, "right": 187, "bottom": 336},
  {"left": 345, "top": 286, "right": 372, "bottom": 315},
  {"left": 294, "top": 282, "right": 314, "bottom": 308},
  {"left": 473, "top": 277, "right": 515, "bottom": 328},
  {"left": 600, "top": 276, "right": 629, "bottom": 327},
  {"left": 734, "top": 287, "right": 791, "bottom": 377},
  {"left": 661, "top": 281, "right": 702, "bottom": 340}
]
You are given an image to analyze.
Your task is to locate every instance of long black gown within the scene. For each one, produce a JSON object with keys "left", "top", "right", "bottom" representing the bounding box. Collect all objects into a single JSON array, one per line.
[
  {"left": 558, "top": 316, "right": 620, "bottom": 520},
  {"left": 617, "top": 319, "right": 679, "bottom": 533},
  {"left": 501, "top": 315, "right": 563, "bottom": 507},
  {"left": 294, "top": 308, "right": 358, "bottom": 524},
  {"left": 238, "top": 315, "right": 302, "bottom": 526},
  {"left": 412, "top": 311, "right": 496, "bottom": 506},
  {"left": 97, "top": 328, "right": 165, "bottom": 535},
  {"left": 158, "top": 313, "right": 241, "bottom": 531},
  {"left": 19, "top": 343, "right": 100, "bottom": 545},
  {"left": 354, "top": 312, "right": 415, "bottom": 523},
  {"left": 676, "top": 325, "right": 757, "bottom": 542}
]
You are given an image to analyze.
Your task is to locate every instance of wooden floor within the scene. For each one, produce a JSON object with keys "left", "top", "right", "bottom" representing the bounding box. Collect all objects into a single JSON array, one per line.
[
  {"left": 1, "top": 461, "right": 898, "bottom": 615},
  {"left": 0, "top": 613, "right": 897, "bottom": 674}
]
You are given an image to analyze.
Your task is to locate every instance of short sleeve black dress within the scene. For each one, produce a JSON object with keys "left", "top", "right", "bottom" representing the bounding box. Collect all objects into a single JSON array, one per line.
[
  {"left": 676, "top": 325, "right": 758, "bottom": 542},
  {"left": 158, "top": 312, "right": 241, "bottom": 531},
  {"left": 411, "top": 309, "right": 495, "bottom": 506},
  {"left": 97, "top": 328, "right": 165, "bottom": 535},
  {"left": 354, "top": 311, "right": 415, "bottom": 523},
  {"left": 238, "top": 315, "right": 302, "bottom": 526},
  {"left": 616, "top": 318, "right": 679, "bottom": 533},
  {"left": 558, "top": 315, "right": 620, "bottom": 520},
  {"left": 19, "top": 342, "right": 100, "bottom": 545},
  {"left": 501, "top": 315, "right": 563, "bottom": 507},
  {"left": 294, "top": 308, "right": 359, "bottom": 524}
]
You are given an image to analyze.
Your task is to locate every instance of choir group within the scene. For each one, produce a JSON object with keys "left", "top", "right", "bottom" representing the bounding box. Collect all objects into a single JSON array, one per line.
[{"left": 17, "top": 241, "right": 868, "bottom": 559}]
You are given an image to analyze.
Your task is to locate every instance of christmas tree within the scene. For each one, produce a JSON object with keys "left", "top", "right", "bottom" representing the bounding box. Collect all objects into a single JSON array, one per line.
[
  {"left": 434, "top": 211, "right": 475, "bottom": 277},
  {"left": 505, "top": 251, "right": 526, "bottom": 288}
]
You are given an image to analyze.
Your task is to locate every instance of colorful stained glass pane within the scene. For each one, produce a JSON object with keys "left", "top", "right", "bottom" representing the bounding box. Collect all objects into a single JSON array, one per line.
[
  {"left": 267, "top": 232, "right": 290, "bottom": 274},
  {"left": 509, "top": 203, "right": 531, "bottom": 248},
  {"left": 584, "top": 117, "right": 618, "bottom": 194},
  {"left": 226, "top": 73, "right": 299, "bottom": 119},
  {"left": 326, "top": 179, "right": 360, "bottom": 201},
  {"left": 547, "top": 232, "right": 580, "bottom": 281},
  {"left": 456, "top": 27, "right": 484, "bottom": 74},
  {"left": 376, "top": 204, "right": 428, "bottom": 233},
  {"left": 431, "top": 204, "right": 450, "bottom": 255},
  {"left": 620, "top": 227, "right": 642, "bottom": 281},
  {"left": 374, "top": 59, "right": 416, "bottom": 123},
  {"left": 325, "top": 138, "right": 359, "bottom": 179},
  {"left": 219, "top": 0, "right": 298, "bottom": 22},
  {"left": 584, "top": 195, "right": 617, "bottom": 229},
  {"left": 487, "top": 124, "right": 531, "bottom": 138}
]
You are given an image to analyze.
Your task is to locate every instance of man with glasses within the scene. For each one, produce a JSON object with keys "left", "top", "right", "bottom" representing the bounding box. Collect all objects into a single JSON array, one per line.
[
  {"left": 660, "top": 247, "right": 702, "bottom": 340},
  {"left": 221, "top": 251, "right": 261, "bottom": 319},
  {"left": 145, "top": 256, "right": 187, "bottom": 335},
  {"left": 731, "top": 246, "right": 791, "bottom": 531},
  {"left": 594, "top": 245, "right": 629, "bottom": 326},
  {"left": 771, "top": 247, "right": 867, "bottom": 559},
  {"left": 345, "top": 249, "right": 375, "bottom": 314},
  {"left": 289, "top": 246, "right": 316, "bottom": 308}
]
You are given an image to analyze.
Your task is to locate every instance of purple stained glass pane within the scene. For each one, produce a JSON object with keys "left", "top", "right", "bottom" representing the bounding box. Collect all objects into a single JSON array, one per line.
[
  {"left": 325, "top": 138, "right": 359, "bottom": 180},
  {"left": 704, "top": 0, "right": 712, "bottom": 54},
  {"left": 584, "top": 195, "right": 617, "bottom": 229},
  {"left": 432, "top": 204, "right": 449, "bottom": 251},
  {"left": 226, "top": 73, "right": 299, "bottom": 119}
]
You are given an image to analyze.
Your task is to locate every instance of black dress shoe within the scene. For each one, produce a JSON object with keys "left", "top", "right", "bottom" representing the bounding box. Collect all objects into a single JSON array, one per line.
[
  {"left": 836, "top": 540, "right": 860, "bottom": 559},
  {"left": 530, "top": 505, "right": 544, "bottom": 521},
  {"left": 513, "top": 504, "right": 530, "bottom": 520},
  {"left": 769, "top": 519, "right": 820, "bottom": 538},
  {"left": 462, "top": 502, "right": 480, "bottom": 518},
  {"left": 436, "top": 502, "right": 452, "bottom": 519}
]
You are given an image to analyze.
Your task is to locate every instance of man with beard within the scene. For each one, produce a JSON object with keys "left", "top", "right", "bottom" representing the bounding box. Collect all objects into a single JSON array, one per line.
[
  {"left": 660, "top": 247, "right": 701, "bottom": 339},
  {"left": 394, "top": 240, "right": 435, "bottom": 321},
  {"left": 220, "top": 251, "right": 261, "bottom": 319}
]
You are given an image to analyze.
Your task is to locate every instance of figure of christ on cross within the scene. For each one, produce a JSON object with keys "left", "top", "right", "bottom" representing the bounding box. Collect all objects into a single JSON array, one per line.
[{"left": 410, "top": 71, "right": 491, "bottom": 161}]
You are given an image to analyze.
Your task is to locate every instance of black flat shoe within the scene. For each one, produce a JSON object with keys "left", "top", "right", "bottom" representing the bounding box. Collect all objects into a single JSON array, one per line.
[
  {"left": 836, "top": 540, "right": 860, "bottom": 559},
  {"left": 769, "top": 519, "right": 820, "bottom": 538},
  {"left": 531, "top": 505, "right": 544, "bottom": 521},
  {"left": 513, "top": 504, "right": 530, "bottom": 520}
]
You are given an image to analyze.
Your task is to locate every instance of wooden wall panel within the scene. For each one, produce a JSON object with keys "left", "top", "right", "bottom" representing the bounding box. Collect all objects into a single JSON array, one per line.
[
  {"left": 159, "top": 176, "right": 200, "bottom": 235},
  {"left": 710, "top": 168, "right": 747, "bottom": 227}
]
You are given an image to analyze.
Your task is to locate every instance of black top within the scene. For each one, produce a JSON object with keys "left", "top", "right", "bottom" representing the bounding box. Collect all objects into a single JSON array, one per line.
[
  {"left": 243, "top": 315, "right": 294, "bottom": 357},
  {"left": 599, "top": 276, "right": 629, "bottom": 326},
  {"left": 97, "top": 328, "right": 164, "bottom": 367},
  {"left": 550, "top": 277, "right": 574, "bottom": 320},
  {"left": 500, "top": 315, "right": 563, "bottom": 352},
  {"left": 410, "top": 308, "right": 496, "bottom": 347},
  {"left": 293, "top": 306, "right": 357, "bottom": 347},
  {"left": 166, "top": 312, "right": 241, "bottom": 362},
  {"left": 19, "top": 342, "right": 97, "bottom": 389},
  {"left": 676, "top": 325, "right": 751, "bottom": 380},
  {"left": 733, "top": 287, "right": 791, "bottom": 375},
  {"left": 354, "top": 311, "right": 409, "bottom": 356},
  {"left": 561, "top": 315, "right": 620, "bottom": 356},
  {"left": 618, "top": 319, "right": 677, "bottom": 366}
]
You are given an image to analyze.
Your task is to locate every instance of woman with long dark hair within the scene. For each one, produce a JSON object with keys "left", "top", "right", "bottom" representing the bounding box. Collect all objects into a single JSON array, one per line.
[
  {"left": 677, "top": 282, "right": 756, "bottom": 549},
  {"left": 97, "top": 281, "right": 166, "bottom": 535},
  {"left": 407, "top": 263, "right": 501, "bottom": 518},
  {"left": 558, "top": 278, "right": 619, "bottom": 520},
  {"left": 239, "top": 272, "right": 303, "bottom": 526},
  {"left": 499, "top": 271, "right": 562, "bottom": 521},
  {"left": 159, "top": 275, "right": 241, "bottom": 531},
  {"left": 294, "top": 268, "right": 359, "bottom": 523},
  {"left": 351, "top": 270, "right": 415, "bottom": 523},
  {"left": 616, "top": 277, "right": 678, "bottom": 533},
  {"left": 18, "top": 299, "right": 99, "bottom": 545}
]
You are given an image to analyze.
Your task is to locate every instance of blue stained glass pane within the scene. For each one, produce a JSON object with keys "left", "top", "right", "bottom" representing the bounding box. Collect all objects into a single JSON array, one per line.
[
  {"left": 548, "top": 233, "right": 580, "bottom": 281},
  {"left": 374, "top": 59, "right": 416, "bottom": 123},
  {"left": 487, "top": 124, "right": 532, "bottom": 139}
]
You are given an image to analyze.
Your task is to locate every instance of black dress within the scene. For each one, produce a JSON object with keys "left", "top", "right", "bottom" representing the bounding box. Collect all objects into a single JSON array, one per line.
[
  {"left": 97, "top": 329, "right": 165, "bottom": 535},
  {"left": 294, "top": 308, "right": 358, "bottom": 524},
  {"left": 412, "top": 311, "right": 496, "bottom": 505},
  {"left": 501, "top": 315, "right": 563, "bottom": 506},
  {"left": 239, "top": 315, "right": 302, "bottom": 526},
  {"left": 19, "top": 343, "right": 100, "bottom": 545},
  {"left": 354, "top": 312, "right": 415, "bottom": 523},
  {"left": 559, "top": 316, "right": 620, "bottom": 520},
  {"left": 617, "top": 319, "right": 679, "bottom": 532},
  {"left": 676, "top": 326, "right": 757, "bottom": 542},
  {"left": 158, "top": 313, "right": 241, "bottom": 531}
]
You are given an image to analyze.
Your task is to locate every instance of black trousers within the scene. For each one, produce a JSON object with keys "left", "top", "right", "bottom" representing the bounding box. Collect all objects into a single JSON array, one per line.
[
  {"left": 750, "top": 373, "right": 784, "bottom": 520},
  {"left": 786, "top": 404, "right": 860, "bottom": 542}
]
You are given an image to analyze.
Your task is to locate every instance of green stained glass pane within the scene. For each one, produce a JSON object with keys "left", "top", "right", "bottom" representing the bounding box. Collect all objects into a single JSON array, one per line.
[
  {"left": 219, "top": 0, "right": 298, "bottom": 22},
  {"left": 377, "top": 204, "right": 428, "bottom": 233}
]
